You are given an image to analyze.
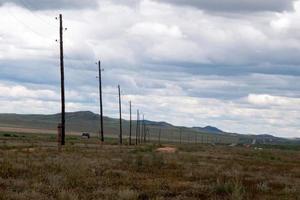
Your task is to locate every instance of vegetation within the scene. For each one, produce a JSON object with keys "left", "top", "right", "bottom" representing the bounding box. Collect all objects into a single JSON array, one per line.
[
  {"left": 0, "top": 132, "right": 299, "bottom": 200},
  {"left": 0, "top": 112, "right": 239, "bottom": 145}
]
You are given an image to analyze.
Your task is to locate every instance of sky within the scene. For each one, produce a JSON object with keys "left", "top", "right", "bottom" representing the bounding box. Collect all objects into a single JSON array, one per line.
[{"left": 0, "top": 0, "right": 299, "bottom": 138}]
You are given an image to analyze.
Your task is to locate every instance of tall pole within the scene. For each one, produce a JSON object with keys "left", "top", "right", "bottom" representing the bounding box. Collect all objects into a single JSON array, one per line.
[
  {"left": 179, "top": 128, "right": 182, "bottom": 144},
  {"left": 139, "top": 113, "right": 142, "bottom": 143},
  {"left": 129, "top": 101, "right": 132, "bottom": 145},
  {"left": 147, "top": 128, "right": 150, "bottom": 143},
  {"left": 138, "top": 111, "right": 141, "bottom": 144},
  {"left": 135, "top": 109, "right": 139, "bottom": 145},
  {"left": 59, "top": 14, "right": 65, "bottom": 146},
  {"left": 138, "top": 112, "right": 141, "bottom": 144},
  {"left": 143, "top": 115, "right": 146, "bottom": 143},
  {"left": 98, "top": 61, "right": 104, "bottom": 142},
  {"left": 118, "top": 85, "right": 122, "bottom": 145},
  {"left": 158, "top": 128, "right": 161, "bottom": 145}
]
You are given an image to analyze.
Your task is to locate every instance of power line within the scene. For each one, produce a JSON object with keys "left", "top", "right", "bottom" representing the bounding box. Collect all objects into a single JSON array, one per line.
[
  {"left": 7, "top": 7, "right": 50, "bottom": 39},
  {"left": 17, "top": 0, "right": 57, "bottom": 30}
]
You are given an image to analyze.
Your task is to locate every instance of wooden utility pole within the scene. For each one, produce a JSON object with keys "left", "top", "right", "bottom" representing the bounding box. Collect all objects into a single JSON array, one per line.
[
  {"left": 135, "top": 109, "right": 139, "bottom": 145},
  {"left": 59, "top": 14, "right": 65, "bottom": 146},
  {"left": 118, "top": 85, "right": 122, "bottom": 145},
  {"left": 138, "top": 112, "right": 142, "bottom": 144},
  {"left": 140, "top": 113, "right": 143, "bottom": 143},
  {"left": 147, "top": 128, "right": 150, "bottom": 143},
  {"left": 179, "top": 128, "right": 182, "bottom": 144},
  {"left": 98, "top": 61, "right": 104, "bottom": 142},
  {"left": 158, "top": 128, "right": 161, "bottom": 145},
  {"left": 143, "top": 115, "right": 146, "bottom": 143},
  {"left": 129, "top": 101, "right": 132, "bottom": 145}
]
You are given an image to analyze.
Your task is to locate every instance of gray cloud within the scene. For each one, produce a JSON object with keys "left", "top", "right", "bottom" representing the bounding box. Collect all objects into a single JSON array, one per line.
[
  {"left": 6, "top": 0, "right": 295, "bottom": 12},
  {"left": 157, "top": 0, "right": 295, "bottom": 12},
  {"left": 1, "top": 0, "right": 300, "bottom": 137},
  {"left": 0, "top": 0, "right": 98, "bottom": 10}
]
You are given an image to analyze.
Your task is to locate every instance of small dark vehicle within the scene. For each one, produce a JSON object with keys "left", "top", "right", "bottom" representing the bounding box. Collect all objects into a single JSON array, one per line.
[{"left": 81, "top": 133, "right": 90, "bottom": 139}]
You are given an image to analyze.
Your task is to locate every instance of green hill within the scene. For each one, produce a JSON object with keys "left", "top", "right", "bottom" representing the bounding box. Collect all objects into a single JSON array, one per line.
[
  {"left": 1, "top": 111, "right": 297, "bottom": 146},
  {"left": 0, "top": 111, "right": 239, "bottom": 144}
]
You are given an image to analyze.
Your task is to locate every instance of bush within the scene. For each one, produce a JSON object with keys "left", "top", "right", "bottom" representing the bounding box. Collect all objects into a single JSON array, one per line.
[
  {"left": 213, "top": 178, "right": 245, "bottom": 199},
  {"left": 0, "top": 160, "right": 14, "bottom": 178}
]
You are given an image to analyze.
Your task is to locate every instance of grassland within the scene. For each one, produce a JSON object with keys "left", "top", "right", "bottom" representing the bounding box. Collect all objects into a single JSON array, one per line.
[{"left": 0, "top": 132, "right": 299, "bottom": 200}]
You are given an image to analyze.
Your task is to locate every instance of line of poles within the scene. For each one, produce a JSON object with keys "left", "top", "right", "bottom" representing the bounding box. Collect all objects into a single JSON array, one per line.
[
  {"left": 58, "top": 14, "right": 149, "bottom": 146},
  {"left": 57, "top": 14, "right": 236, "bottom": 147}
]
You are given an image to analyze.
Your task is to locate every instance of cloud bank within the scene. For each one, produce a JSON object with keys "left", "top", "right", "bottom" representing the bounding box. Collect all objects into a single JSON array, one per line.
[
  {"left": 0, "top": 0, "right": 300, "bottom": 138},
  {"left": 157, "top": 0, "right": 295, "bottom": 12}
]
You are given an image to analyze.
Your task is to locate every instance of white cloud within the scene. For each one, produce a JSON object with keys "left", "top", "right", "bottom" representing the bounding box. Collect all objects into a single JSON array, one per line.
[
  {"left": 0, "top": 0, "right": 300, "bottom": 138},
  {"left": 0, "top": 83, "right": 57, "bottom": 100},
  {"left": 247, "top": 94, "right": 300, "bottom": 107}
]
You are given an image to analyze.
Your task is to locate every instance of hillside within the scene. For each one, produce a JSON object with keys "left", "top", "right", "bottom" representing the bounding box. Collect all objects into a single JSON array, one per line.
[
  {"left": 192, "top": 126, "right": 224, "bottom": 134},
  {"left": 0, "top": 111, "right": 298, "bottom": 145}
]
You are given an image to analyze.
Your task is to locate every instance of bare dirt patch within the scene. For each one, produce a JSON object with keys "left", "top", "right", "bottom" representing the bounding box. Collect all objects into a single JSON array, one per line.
[{"left": 156, "top": 146, "right": 177, "bottom": 153}]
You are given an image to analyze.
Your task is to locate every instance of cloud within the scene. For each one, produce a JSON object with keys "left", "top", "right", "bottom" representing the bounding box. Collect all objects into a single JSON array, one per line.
[
  {"left": 156, "top": 0, "right": 295, "bottom": 12},
  {"left": 128, "top": 22, "right": 183, "bottom": 38},
  {"left": 247, "top": 94, "right": 300, "bottom": 107},
  {"left": 0, "top": 0, "right": 99, "bottom": 10},
  {"left": 0, "top": 0, "right": 300, "bottom": 138}
]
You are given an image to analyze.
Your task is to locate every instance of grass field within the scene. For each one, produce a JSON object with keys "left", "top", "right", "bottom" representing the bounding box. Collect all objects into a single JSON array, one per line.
[{"left": 0, "top": 132, "right": 300, "bottom": 200}]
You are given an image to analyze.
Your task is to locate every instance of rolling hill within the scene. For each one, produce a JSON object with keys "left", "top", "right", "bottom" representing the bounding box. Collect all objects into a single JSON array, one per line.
[{"left": 0, "top": 111, "right": 298, "bottom": 145}]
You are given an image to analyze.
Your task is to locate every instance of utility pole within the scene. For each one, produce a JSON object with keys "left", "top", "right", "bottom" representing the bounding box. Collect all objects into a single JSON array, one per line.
[
  {"left": 143, "top": 115, "right": 146, "bottom": 143},
  {"left": 59, "top": 14, "right": 65, "bottom": 146},
  {"left": 138, "top": 112, "right": 142, "bottom": 144},
  {"left": 135, "top": 109, "right": 139, "bottom": 145},
  {"left": 129, "top": 101, "right": 132, "bottom": 145},
  {"left": 158, "top": 128, "right": 161, "bottom": 145},
  {"left": 118, "top": 85, "right": 122, "bottom": 145},
  {"left": 179, "top": 128, "right": 182, "bottom": 144},
  {"left": 98, "top": 61, "right": 104, "bottom": 142},
  {"left": 140, "top": 113, "right": 143, "bottom": 143},
  {"left": 147, "top": 128, "right": 150, "bottom": 143}
]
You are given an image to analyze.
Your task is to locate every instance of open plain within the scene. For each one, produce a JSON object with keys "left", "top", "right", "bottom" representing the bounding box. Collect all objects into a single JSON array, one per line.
[{"left": 0, "top": 132, "right": 299, "bottom": 200}]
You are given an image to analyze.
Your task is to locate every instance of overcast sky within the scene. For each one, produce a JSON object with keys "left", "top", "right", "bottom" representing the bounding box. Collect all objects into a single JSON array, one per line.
[{"left": 0, "top": 0, "right": 300, "bottom": 138}]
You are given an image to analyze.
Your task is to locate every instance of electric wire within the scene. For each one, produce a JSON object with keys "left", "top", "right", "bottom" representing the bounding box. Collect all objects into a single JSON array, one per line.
[
  {"left": 7, "top": 8, "right": 50, "bottom": 39},
  {"left": 17, "top": 0, "right": 57, "bottom": 30}
]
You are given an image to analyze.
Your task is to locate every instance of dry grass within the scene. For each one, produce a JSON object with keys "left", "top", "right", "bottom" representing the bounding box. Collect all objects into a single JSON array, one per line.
[{"left": 0, "top": 134, "right": 299, "bottom": 200}]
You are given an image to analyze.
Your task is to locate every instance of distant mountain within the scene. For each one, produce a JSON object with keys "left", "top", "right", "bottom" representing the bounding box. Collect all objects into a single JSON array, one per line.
[
  {"left": 144, "top": 120, "right": 173, "bottom": 127},
  {"left": 0, "top": 111, "right": 298, "bottom": 145},
  {"left": 192, "top": 126, "right": 224, "bottom": 134},
  {"left": 0, "top": 111, "right": 116, "bottom": 133},
  {"left": 0, "top": 111, "right": 178, "bottom": 136},
  {"left": 238, "top": 133, "right": 300, "bottom": 145}
]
